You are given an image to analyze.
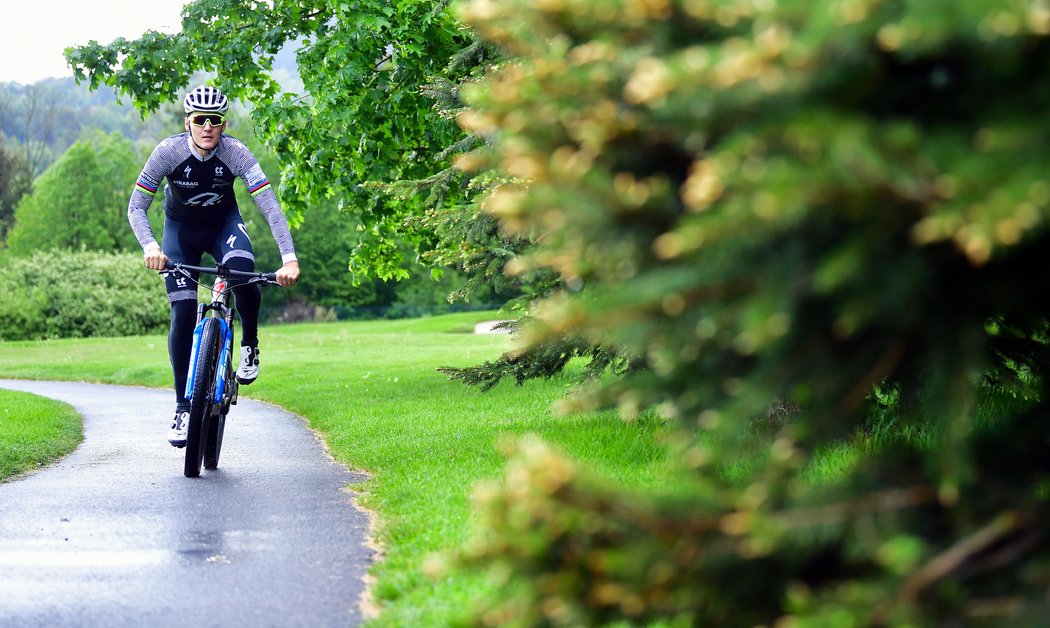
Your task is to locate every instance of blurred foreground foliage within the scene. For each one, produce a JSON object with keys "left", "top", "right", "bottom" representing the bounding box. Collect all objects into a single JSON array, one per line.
[{"left": 449, "top": 0, "right": 1050, "bottom": 624}]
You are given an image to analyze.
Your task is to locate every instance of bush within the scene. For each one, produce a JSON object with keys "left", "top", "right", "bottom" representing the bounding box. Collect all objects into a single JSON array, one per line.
[{"left": 0, "top": 250, "right": 170, "bottom": 340}]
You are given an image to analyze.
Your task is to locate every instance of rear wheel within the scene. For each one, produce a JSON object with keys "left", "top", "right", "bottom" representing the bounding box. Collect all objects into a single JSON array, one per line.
[
  {"left": 204, "top": 358, "right": 232, "bottom": 469},
  {"left": 184, "top": 317, "right": 220, "bottom": 478},
  {"left": 204, "top": 412, "right": 226, "bottom": 470}
]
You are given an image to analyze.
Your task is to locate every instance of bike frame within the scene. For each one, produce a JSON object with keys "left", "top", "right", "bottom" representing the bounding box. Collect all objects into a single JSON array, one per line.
[
  {"left": 170, "top": 262, "right": 277, "bottom": 398},
  {"left": 164, "top": 261, "right": 278, "bottom": 477},
  {"left": 185, "top": 275, "right": 236, "bottom": 405}
]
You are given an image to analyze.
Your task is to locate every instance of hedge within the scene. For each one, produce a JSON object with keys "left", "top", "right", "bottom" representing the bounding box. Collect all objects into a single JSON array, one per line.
[{"left": 0, "top": 250, "right": 171, "bottom": 340}]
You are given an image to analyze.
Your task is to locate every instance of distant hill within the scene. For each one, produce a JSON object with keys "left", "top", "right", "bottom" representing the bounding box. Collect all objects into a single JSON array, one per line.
[
  {"left": 0, "top": 79, "right": 175, "bottom": 160},
  {"left": 0, "top": 43, "right": 302, "bottom": 174}
]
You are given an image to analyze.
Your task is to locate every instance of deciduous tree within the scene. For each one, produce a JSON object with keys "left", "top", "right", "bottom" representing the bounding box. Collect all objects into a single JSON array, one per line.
[
  {"left": 5, "top": 132, "right": 143, "bottom": 255},
  {"left": 0, "top": 140, "right": 31, "bottom": 241}
]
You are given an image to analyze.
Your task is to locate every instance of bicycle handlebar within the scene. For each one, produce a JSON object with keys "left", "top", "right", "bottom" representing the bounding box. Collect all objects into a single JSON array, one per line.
[{"left": 163, "top": 261, "right": 279, "bottom": 285}]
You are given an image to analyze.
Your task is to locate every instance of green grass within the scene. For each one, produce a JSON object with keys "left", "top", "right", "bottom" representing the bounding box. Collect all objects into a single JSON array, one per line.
[
  {"left": 0, "top": 388, "right": 82, "bottom": 481},
  {"left": 0, "top": 312, "right": 681, "bottom": 624}
]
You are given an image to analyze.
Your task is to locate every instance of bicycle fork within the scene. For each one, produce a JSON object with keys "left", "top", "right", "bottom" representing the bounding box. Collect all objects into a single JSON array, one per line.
[{"left": 184, "top": 310, "right": 234, "bottom": 405}]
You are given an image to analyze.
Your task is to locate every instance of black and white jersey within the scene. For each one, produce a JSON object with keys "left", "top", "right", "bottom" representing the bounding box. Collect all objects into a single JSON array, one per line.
[{"left": 128, "top": 133, "right": 296, "bottom": 262}]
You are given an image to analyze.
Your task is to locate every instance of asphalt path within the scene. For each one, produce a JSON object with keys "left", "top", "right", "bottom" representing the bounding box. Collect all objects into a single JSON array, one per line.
[{"left": 0, "top": 379, "right": 372, "bottom": 627}]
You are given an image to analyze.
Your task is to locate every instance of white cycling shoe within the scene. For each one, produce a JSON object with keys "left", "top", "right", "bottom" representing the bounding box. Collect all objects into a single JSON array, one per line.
[
  {"left": 168, "top": 411, "right": 189, "bottom": 448},
  {"left": 237, "top": 346, "right": 260, "bottom": 384}
]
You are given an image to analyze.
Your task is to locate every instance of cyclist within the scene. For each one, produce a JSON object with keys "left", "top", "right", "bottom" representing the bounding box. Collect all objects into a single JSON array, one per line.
[{"left": 128, "top": 85, "right": 300, "bottom": 447}]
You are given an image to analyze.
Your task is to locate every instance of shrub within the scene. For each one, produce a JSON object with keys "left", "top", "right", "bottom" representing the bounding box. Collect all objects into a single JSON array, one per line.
[{"left": 0, "top": 250, "right": 170, "bottom": 340}]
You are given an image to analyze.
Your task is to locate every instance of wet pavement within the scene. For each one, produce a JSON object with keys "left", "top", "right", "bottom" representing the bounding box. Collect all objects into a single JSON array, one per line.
[{"left": 0, "top": 379, "right": 372, "bottom": 627}]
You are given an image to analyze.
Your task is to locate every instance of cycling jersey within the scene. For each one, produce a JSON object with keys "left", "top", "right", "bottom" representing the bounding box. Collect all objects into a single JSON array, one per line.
[{"left": 128, "top": 133, "right": 296, "bottom": 263}]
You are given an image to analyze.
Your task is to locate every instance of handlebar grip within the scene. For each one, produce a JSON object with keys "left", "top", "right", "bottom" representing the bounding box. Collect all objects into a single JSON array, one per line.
[{"left": 263, "top": 273, "right": 278, "bottom": 283}]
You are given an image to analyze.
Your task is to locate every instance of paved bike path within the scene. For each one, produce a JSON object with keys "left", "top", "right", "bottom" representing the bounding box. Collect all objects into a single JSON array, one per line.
[{"left": 0, "top": 379, "right": 372, "bottom": 627}]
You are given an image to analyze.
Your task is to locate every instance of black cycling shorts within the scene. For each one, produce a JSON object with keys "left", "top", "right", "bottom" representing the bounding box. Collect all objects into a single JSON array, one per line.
[{"left": 161, "top": 212, "right": 256, "bottom": 303}]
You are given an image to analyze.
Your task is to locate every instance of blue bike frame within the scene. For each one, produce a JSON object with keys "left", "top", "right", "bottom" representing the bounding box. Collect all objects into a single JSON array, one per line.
[{"left": 169, "top": 263, "right": 276, "bottom": 408}]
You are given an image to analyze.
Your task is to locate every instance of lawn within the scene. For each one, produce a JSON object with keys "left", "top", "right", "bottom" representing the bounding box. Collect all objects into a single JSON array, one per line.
[
  {"left": 0, "top": 312, "right": 681, "bottom": 625},
  {"left": 0, "top": 388, "right": 82, "bottom": 481}
]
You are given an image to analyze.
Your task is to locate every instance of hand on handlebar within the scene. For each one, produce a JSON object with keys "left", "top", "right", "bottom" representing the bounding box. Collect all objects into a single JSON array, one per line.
[
  {"left": 275, "top": 261, "right": 300, "bottom": 288},
  {"left": 144, "top": 247, "right": 169, "bottom": 271}
]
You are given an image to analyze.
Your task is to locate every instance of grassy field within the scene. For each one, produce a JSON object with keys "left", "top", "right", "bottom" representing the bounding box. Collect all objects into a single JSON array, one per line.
[
  {"left": 0, "top": 388, "right": 82, "bottom": 481},
  {"left": 0, "top": 312, "right": 682, "bottom": 625}
]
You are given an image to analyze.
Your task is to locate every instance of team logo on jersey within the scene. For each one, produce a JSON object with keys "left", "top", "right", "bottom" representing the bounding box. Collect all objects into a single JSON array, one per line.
[
  {"left": 185, "top": 192, "right": 223, "bottom": 207},
  {"left": 184, "top": 166, "right": 192, "bottom": 178},
  {"left": 215, "top": 166, "right": 225, "bottom": 177}
]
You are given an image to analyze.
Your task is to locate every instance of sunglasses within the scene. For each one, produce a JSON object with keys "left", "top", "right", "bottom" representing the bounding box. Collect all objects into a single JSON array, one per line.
[{"left": 189, "top": 113, "right": 226, "bottom": 127}]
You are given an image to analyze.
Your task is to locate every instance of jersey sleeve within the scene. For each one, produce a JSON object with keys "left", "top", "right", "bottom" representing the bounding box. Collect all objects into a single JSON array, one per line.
[
  {"left": 234, "top": 145, "right": 297, "bottom": 263},
  {"left": 127, "top": 141, "right": 170, "bottom": 251}
]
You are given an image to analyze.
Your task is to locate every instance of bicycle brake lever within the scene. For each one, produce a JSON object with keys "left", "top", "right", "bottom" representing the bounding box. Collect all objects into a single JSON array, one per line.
[{"left": 159, "top": 265, "right": 192, "bottom": 280}]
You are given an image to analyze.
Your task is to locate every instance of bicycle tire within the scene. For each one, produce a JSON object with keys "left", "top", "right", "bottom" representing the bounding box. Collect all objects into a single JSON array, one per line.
[
  {"left": 204, "top": 411, "right": 226, "bottom": 470},
  {"left": 184, "top": 317, "right": 221, "bottom": 478},
  {"left": 205, "top": 309, "right": 237, "bottom": 469},
  {"left": 204, "top": 358, "right": 231, "bottom": 470}
]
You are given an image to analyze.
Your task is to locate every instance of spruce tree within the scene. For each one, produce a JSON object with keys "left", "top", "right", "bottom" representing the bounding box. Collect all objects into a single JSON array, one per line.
[{"left": 453, "top": 0, "right": 1050, "bottom": 624}]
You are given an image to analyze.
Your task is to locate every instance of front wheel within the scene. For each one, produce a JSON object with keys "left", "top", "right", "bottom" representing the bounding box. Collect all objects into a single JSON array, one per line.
[{"left": 185, "top": 317, "right": 220, "bottom": 478}]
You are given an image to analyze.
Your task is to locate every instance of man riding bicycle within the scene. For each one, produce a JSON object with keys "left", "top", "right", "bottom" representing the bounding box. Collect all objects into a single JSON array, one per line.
[{"left": 128, "top": 85, "right": 300, "bottom": 447}]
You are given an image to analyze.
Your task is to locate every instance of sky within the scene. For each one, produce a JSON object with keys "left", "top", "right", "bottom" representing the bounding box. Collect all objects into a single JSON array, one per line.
[{"left": 0, "top": 0, "right": 188, "bottom": 84}]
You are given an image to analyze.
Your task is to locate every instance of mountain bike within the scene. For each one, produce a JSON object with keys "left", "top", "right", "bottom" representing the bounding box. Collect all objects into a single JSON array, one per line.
[{"left": 163, "top": 262, "right": 279, "bottom": 478}]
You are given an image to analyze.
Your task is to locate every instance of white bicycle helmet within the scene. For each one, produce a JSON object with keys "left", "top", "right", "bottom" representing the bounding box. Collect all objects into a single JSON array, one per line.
[{"left": 183, "top": 85, "right": 230, "bottom": 114}]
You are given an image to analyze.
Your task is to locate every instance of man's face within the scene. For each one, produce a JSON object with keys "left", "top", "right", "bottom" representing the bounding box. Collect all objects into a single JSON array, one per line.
[{"left": 185, "top": 111, "right": 226, "bottom": 152}]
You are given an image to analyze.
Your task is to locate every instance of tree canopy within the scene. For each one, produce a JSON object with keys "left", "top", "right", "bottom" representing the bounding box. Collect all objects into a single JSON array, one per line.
[
  {"left": 5, "top": 131, "right": 145, "bottom": 256},
  {"left": 66, "top": 0, "right": 474, "bottom": 283}
]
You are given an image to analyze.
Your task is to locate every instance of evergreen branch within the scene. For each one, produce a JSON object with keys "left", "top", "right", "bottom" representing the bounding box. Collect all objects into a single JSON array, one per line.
[
  {"left": 438, "top": 325, "right": 634, "bottom": 391},
  {"left": 873, "top": 512, "right": 1026, "bottom": 624},
  {"left": 436, "top": 135, "right": 484, "bottom": 161}
]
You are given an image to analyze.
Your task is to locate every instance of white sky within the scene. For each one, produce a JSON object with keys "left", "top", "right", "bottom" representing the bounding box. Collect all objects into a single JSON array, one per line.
[{"left": 0, "top": 0, "right": 188, "bottom": 84}]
